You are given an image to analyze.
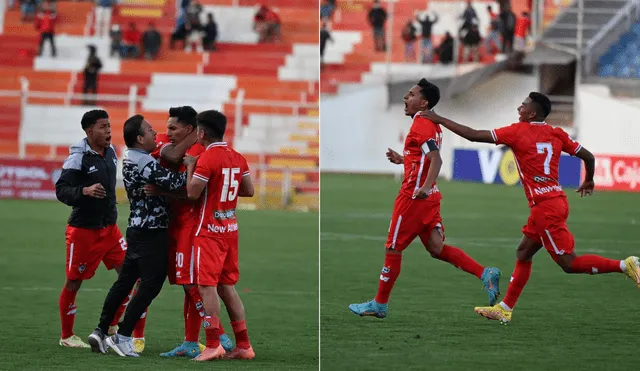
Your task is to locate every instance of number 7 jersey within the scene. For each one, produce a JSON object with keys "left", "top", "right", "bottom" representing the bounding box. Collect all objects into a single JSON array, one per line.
[
  {"left": 491, "top": 121, "right": 582, "bottom": 207},
  {"left": 192, "top": 142, "right": 250, "bottom": 238}
]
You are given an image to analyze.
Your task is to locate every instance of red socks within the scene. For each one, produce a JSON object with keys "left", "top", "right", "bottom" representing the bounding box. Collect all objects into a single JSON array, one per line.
[
  {"left": 203, "top": 316, "right": 220, "bottom": 348},
  {"left": 502, "top": 260, "right": 532, "bottom": 309},
  {"left": 185, "top": 293, "right": 203, "bottom": 342},
  {"left": 231, "top": 320, "right": 251, "bottom": 349},
  {"left": 374, "top": 253, "right": 402, "bottom": 304},
  {"left": 570, "top": 255, "right": 622, "bottom": 274},
  {"left": 111, "top": 290, "right": 132, "bottom": 326},
  {"left": 133, "top": 308, "right": 147, "bottom": 338},
  {"left": 59, "top": 288, "right": 78, "bottom": 339},
  {"left": 436, "top": 245, "right": 484, "bottom": 279}
]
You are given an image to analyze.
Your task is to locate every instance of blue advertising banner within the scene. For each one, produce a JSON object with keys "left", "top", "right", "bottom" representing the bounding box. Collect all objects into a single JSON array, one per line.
[{"left": 452, "top": 148, "right": 582, "bottom": 188}]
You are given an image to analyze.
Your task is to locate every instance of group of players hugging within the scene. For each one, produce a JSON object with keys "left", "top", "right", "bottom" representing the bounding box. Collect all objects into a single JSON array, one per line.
[{"left": 55, "top": 106, "right": 255, "bottom": 361}]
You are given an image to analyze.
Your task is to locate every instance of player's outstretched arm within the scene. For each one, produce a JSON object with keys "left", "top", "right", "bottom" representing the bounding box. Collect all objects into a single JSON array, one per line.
[
  {"left": 575, "top": 146, "right": 595, "bottom": 197},
  {"left": 159, "top": 132, "right": 197, "bottom": 166},
  {"left": 238, "top": 173, "right": 254, "bottom": 197},
  {"left": 420, "top": 110, "right": 494, "bottom": 143}
]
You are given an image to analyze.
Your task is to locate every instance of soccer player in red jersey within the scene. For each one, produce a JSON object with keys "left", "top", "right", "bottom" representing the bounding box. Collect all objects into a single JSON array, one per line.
[
  {"left": 349, "top": 79, "right": 502, "bottom": 319},
  {"left": 185, "top": 110, "right": 256, "bottom": 361},
  {"left": 56, "top": 110, "right": 139, "bottom": 348},
  {"left": 146, "top": 107, "right": 233, "bottom": 357},
  {"left": 420, "top": 92, "right": 640, "bottom": 324}
]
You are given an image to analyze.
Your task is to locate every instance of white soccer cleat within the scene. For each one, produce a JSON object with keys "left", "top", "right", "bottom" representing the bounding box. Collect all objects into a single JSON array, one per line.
[{"left": 59, "top": 335, "right": 90, "bottom": 348}]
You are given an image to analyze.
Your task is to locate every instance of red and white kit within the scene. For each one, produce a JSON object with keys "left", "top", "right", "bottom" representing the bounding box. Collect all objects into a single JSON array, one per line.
[
  {"left": 386, "top": 113, "right": 444, "bottom": 251},
  {"left": 151, "top": 133, "right": 205, "bottom": 285},
  {"left": 491, "top": 121, "right": 582, "bottom": 256},
  {"left": 192, "top": 142, "right": 250, "bottom": 286}
]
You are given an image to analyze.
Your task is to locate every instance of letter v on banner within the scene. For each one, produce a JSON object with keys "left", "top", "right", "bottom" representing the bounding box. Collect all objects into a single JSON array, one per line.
[{"left": 478, "top": 148, "right": 503, "bottom": 184}]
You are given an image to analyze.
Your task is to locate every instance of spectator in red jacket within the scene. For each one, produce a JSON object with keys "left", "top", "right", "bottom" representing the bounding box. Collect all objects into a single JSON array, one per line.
[
  {"left": 254, "top": 5, "right": 280, "bottom": 43},
  {"left": 36, "top": 3, "right": 57, "bottom": 57},
  {"left": 121, "top": 22, "right": 141, "bottom": 58},
  {"left": 514, "top": 11, "right": 531, "bottom": 53}
]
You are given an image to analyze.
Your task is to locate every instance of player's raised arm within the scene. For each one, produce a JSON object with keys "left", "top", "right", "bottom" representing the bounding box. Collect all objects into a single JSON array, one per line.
[
  {"left": 185, "top": 154, "right": 207, "bottom": 201},
  {"left": 139, "top": 156, "right": 186, "bottom": 192},
  {"left": 420, "top": 110, "right": 495, "bottom": 143},
  {"left": 159, "top": 131, "right": 197, "bottom": 165},
  {"left": 575, "top": 146, "right": 595, "bottom": 197}
]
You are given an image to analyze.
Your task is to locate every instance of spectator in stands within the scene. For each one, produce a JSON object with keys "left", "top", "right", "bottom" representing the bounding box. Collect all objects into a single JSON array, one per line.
[
  {"left": 121, "top": 22, "right": 141, "bottom": 58},
  {"left": 203, "top": 13, "right": 218, "bottom": 51},
  {"left": 321, "top": 0, "right": 335, "bottom": 20},
  {"left": 142, "top": 22, "right": 162, "bottom": 60},
  {"left": 94, "top": 0, "right": 114, "bottom": 38},
  {"left": 320, "top": 19, "right": 333, "bottom": 67},
  {"left": 437, "top": 31, "right": 454, "bottom": 64},
  {"left": 459, "top": 0, "right": 478, "bottom": 33},
  {"left": 253, "top": 6, "right": 269, "bottom": 42},
  {"left": 514, "top": 11, "right": 531, "bottom": 54},
  {"left": 83, "top": 45, "right": 102, "bottom": 106},
  {"left": 184, "top": 18, "right": 204, "bottom": 53},
  {"left": 186, "top": 0, "right": 202, "bottom": 22},
  {"left": 368, "top": 0, "right": 387, "bottom": 52},
  {"left": 401, "top": 19, "right": 417, "bottom": 62},
  {"left": 109, "top": 24, "right": 121, "bottom": 57},
  {"left": 20, "top": 0, "right": 38, "bottom": 22},
  {"left": 170, "top": 22, "right": 187, "bottom": 49},
  {"left": 417, "top": 10, "right": 438, "bottom": 63},
  {"left": 500, "top": 4, "right": 516, "bottom": 53},
  {"left": 462, "top": 23, "right": 481, "bottom": 62},
  {"left": 254, "top": 5, "right": 281, "bottom": 43},
  {"left": 485, "top": 5, "right": 502, "bottom": 54},
  {"left": 36, "top": 2, "right": 57, "bottom": 57}
]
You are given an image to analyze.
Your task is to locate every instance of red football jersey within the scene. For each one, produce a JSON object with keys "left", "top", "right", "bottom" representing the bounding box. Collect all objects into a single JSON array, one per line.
[
  {"left": 491, "top": 121, "right": 582, "bottom": 207},
  {"left": 399, "top": 113, "right": 443, "bottom": 200},
  {"left": 193, "top": 142, "right": 250, "bottom": 238},
  {"left": 151, "top": 133, "right": 206, "bottom": 222}
]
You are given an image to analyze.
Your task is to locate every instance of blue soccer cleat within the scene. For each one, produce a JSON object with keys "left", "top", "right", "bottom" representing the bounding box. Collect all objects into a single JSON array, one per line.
[
  {"left": 219, "top": 333, "right": 233, "bottom": 352},
  {"left": 348, "top": 299, "right": 388, "bottom": 318},
  {"left": 481, "top": 267, "right": 501, "bottom": 306},
  {"left": 159, "top": 341, "right": 201, "bottom": 358}
]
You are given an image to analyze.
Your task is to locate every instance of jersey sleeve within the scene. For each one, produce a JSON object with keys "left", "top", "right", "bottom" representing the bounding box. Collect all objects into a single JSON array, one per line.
[
  {"left": 193, "top": 152, "right": 213, "bottom": 183},
  {"left": 413, "top": 117, "right": 440, "bottom": 154},
  {"left": 151, "top": 133, "right": 171, "bottom": 160},
  {"left": 491, "top": 123, "right": 520, "bottom": 146},
  {"left": 241, "top": 156, "right": 250, "bottom": 177},
  {"left": 558, "top": 128, "right": 582, "bottom": 155}
]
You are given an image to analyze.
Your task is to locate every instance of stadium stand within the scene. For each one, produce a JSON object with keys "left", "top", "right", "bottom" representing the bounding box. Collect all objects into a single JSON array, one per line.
[{"left": 0, "top": 0, "right": 318, "bottom": 211}]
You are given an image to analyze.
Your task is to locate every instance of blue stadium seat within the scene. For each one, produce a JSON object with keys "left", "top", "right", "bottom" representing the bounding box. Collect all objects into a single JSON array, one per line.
[{"left": 597, "top": 24, "right": 640, "bottom": 79}]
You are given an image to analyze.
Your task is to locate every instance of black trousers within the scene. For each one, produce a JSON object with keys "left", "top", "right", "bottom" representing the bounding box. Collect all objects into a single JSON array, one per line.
[
  {"left": 38, "top": 32, "right": 56, "bottom": 57},
  {"left": 97, "top": 227, "right": 168, "bottom": 337}
]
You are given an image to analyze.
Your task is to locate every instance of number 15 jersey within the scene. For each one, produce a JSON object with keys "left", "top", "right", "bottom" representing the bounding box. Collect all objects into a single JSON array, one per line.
[
  {"left": 193, "top": 142, "right": 250, "bottom": 238},
  {"left": 491, "top": 121, "right": 582, "bottom": 208}
]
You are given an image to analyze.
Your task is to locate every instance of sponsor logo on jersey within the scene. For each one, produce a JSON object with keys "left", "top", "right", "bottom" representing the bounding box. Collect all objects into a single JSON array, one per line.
[
  {"left": 207, "top": 222, "right": 239, "bottom": 233},
  {"left": 214, "top": 209, "right": 236, "bottom": 220}
]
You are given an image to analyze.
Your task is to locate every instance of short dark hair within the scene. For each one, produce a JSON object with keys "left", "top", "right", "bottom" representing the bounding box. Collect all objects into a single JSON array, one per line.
[
  {"left": 169, "top": 106, "right": 198, "bottom": 128},
  {"left": 123, "top": 114, "right": 145, "bottom": 148},
  {"left": 417, "top": 78, "right": 440, "bottom": 109},
  {"left": 529, "top": 92, "right": 552, "bottom": 118},
  {"left": 196, "top": 110, "right": 227, "bottom": 140},
  {"left": 81, "top": 109, "right": 109, "bottom": 130}
]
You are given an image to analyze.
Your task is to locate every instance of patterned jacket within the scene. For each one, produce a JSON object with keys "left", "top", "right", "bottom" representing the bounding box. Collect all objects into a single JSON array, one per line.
[{"left": 123, "top": 148, "right": 186, "bottom": 229}]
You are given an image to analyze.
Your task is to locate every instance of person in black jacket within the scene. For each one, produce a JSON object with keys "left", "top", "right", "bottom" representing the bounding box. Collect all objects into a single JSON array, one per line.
[
  {"left": 55, "top": 109, "right": 132, "bottom": 349},
  {"left": 89, "top": 114, "right": 186, "bottom": 357},
  {"left": 417, "top": 11, "right": 438, "bottom": 63},
  {"left": 368, "top": 0, "right": 387, "bottom": 52}
]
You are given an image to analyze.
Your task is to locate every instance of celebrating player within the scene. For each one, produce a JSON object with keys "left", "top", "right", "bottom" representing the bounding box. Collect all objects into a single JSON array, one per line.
[
  {"left": 349, "top": 79, "right": 502, "bottom": 319},
  {"left": 420, "top": 92, "right": 640, "bottom": 324},
  {"left": 185, "top": 110, "right": 256, "bottom": 361},
  {"left": 147, "top": 107, "right": 233, "bottom": 357},
  {"left": 55, "top": 110, "right": 144, "bottom": 348}
]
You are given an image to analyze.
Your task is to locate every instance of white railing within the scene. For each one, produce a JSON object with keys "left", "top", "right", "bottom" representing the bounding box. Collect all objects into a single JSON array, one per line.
[{"left": 249, "top": 164, "right": 318, "bottom": 211}]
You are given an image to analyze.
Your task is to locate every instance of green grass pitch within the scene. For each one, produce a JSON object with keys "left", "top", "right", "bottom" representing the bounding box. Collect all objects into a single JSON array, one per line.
[
  {"left": 321, "top": 173, "right": 640, "bottom": 371},
  {"left": 0, "top": 200, "right": 318, "bottom": 371}
]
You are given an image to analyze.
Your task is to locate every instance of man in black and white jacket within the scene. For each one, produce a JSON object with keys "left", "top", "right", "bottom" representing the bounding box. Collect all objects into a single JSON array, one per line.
[{"left": 88, "top": 114, "right": 186, "bottom": 357}]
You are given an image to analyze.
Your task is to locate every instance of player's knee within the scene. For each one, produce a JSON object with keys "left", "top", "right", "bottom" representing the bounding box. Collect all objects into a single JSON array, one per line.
[{"left": 64, "top": 279, "right": 82, "bottom": 291}]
